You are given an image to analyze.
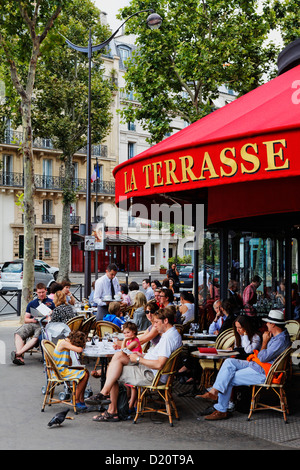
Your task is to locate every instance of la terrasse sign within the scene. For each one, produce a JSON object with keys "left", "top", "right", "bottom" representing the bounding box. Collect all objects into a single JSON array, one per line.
[{"left": 114, "top": 134, "right": 299, "bottom": 204}]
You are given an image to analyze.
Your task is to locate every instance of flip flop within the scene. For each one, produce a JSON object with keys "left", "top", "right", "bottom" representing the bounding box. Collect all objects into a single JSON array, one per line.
[
  {"left": 93, "top": 410, "right": 119, "bottom": 422},
  {"left": 11, "top": 351, "right": 25, "bottom": 366}
]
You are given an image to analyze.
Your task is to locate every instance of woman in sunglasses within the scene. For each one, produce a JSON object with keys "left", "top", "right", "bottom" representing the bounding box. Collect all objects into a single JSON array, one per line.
[{"left": 138, "top": 301, "right": 161, "bottom": 349}]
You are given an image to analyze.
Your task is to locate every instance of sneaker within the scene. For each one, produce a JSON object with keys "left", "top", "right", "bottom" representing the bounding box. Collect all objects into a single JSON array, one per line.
[{"left": 76, "top": 402, "right": 88, "bottom": 411}]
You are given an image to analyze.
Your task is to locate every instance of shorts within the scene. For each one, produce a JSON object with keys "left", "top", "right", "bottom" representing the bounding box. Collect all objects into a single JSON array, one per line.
[
  {"left": 118, "top": 362, "right": 155, "bottom": 387},
  {"left": 15, "top": 323, "right": 41, "bottom": 341}
]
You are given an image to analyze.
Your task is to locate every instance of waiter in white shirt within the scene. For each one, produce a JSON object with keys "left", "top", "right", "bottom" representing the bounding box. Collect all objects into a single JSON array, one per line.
[{"left": 94, "top": 263, "right": 121, "bottom": 320}]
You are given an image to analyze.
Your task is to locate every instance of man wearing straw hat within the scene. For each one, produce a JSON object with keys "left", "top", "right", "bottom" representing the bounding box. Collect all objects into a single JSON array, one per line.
[{"left": 197, "top": 310, "right": 291, "bottom": 420}]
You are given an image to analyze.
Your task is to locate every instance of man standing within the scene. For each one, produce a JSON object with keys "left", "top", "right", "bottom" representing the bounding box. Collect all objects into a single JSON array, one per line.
[
  {"left": 243, "top": 275, "right": 262, "bottom": 316},
  {"left": 227, "top": 280, "right": 243, "bottom": 316},
  {"left": 198, "top": 310, "right": 291, "bottom": 420},
  {"left": 93, "top": 263, "right": 120, "bottom": 321},
  {"left": 11, "top": 283, "right": 55, "bottom": 365},
  {"left": 167, "top": 263, "right": 179, "bottom": 287},
  {"left": 142, "top": 278, "right": 155, "bottom": 301},
  {"left": 90, "top": 308, "right": 182, "bottom": 420}
]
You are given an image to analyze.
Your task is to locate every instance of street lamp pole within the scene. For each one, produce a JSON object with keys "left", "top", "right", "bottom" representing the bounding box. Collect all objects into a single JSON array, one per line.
[{"left": 62, "top": 10, "right": 162, "bottom": 298}]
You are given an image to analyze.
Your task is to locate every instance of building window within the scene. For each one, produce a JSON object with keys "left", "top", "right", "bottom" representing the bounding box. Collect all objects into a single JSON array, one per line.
[
  {"left": 42, "top": 199, "right": 55, "bottom": 224},
  {"left": 127, "top": 121, "right": 136, "bottom": 131},
  {"left": 150, "top": 244, "right": 156, "bottom": 266},
  {"left": 128, "top": 142, "right": 135, "bottom": 159},
  {"left": 44, "top": 238, "right": 51, "bottom": 257}
]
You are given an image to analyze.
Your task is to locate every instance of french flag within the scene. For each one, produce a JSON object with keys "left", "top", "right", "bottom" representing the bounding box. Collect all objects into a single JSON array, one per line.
[{"left": 91, "top": 162, "right": 100, "bottom": 182}]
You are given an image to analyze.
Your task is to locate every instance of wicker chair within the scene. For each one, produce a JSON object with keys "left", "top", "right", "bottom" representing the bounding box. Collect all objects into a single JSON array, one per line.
[
  {"left": 80, "top": 315, "right": 97, "bottom": 335},
  {"left": 133, "top": 346, "right": 183, "bottom": 427},
  {"left": 41, "top": 339, "right": 85, "bottom": 414},
  {"left": 95, "top": 320, "right": 121, "bottom": 338},
  {"left": 247, "top": 346, "right": 292, "bottom": 423},
  {"left": 198, "top": 328, "right": 235, "bottom": 391},
  {"left": 285, "top": 320, "right": 300, "bottom": 341},
  {"left": 66, "top": 315, "right": 84, "bottom": 332}
]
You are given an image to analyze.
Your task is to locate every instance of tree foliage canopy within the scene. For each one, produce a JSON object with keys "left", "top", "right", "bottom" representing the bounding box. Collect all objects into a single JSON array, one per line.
[{"left": 118, "top": 0, "right": 284, "bottom": 143}]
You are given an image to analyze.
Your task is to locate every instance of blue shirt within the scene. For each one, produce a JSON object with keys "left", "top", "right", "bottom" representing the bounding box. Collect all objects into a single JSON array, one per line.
[
  {"left": 103, "top": 314, "right": 124, "bottom": 329},
  {"left": 26, "top": 296, "right": 55, "bottom": 316}
]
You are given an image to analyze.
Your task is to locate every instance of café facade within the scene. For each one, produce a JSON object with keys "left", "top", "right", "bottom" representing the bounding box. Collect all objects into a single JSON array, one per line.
[{"left": 113, "top": 40, "right": 300, "bottom": 320}]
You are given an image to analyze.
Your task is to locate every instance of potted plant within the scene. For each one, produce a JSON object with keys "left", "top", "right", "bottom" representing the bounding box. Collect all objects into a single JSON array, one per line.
[{"left": 160, "top": 265, "right": 167, "bottom": 274}]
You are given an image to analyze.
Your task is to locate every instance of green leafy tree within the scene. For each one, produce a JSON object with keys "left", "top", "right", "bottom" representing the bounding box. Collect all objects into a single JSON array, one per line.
[
  {"left": 0, "top": 0, "right": 68, "bottom": 318},
  {"left": 118, "top": 0, "right": 282, "bottom": 144},
  {"left": 32, "top": 0, "right": 114, "bottom": 282},
  {"left": 273, "top": 0, "right": 300, "bottom": 44}
]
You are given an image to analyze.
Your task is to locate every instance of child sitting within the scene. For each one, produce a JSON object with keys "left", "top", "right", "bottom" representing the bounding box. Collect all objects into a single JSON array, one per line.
[
  {"left": 103, "top": 301, "right": 125, "bottom": 329},
  {"left": 52, "top": 330, "right": 89, "bottom": 411}
]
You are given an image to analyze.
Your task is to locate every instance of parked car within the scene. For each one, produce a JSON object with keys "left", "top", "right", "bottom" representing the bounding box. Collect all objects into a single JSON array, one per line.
[
  {"left": 178, "top": 264, "right": 220, "bottom": 291},
  {"left": 15, "top": 259, "right": 59, "bottom": 280},
  {"left": 0, "top": 260, "right": 56, "bottom": 293}
]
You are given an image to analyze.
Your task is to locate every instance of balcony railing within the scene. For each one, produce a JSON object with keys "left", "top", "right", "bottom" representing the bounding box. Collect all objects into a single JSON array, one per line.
[
  {"left": 2, "top": 130, "right": 108, "bottom": 157},
  {"left": 0, "top": 172, "right": 115, "bottom": 195},
  {"left": 42, "top": 214, "right": 55, "bottom": 224}
]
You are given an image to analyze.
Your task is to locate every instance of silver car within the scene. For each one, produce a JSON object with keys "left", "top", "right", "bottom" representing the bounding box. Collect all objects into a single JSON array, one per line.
[{"left": 0, "top": 260, "right": 55, "bottom": 293}]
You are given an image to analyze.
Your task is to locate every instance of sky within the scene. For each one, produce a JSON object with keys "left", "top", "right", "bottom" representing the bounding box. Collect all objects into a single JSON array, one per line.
[{"left": 93, "top": 0, "right": 130, "bottom": 32}]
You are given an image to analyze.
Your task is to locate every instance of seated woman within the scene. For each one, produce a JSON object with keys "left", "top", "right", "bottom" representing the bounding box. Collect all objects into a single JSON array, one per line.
[
  {"left": 50, "top": 291, "right": 77, "bottom": 323},
  {"left": 231, "top": 315, "right": 262, "bottom": 359},
  {"left": 179, "top": 291, "right": 195, "bottom": 325},
  {"left": 131, "top": 292, "right": 150, "bottom": 332},
  {"left": 138, "top": 301, "right": 161, "bottom": 349},
  {"left": 120, "top": 283, "right": 131, "bottom": 307},
  {"left": 52, "top": 330, "right": 89, "bottom": 411}
]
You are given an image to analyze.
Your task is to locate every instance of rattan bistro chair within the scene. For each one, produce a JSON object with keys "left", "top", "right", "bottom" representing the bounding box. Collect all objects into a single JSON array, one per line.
[
  {"left": 285, "top": 320, "right": 300, "bottom": 341},
  {"left": 198, "top": 328, "right": 235, "bottom": 391},
  {"left": 41, "top": 340, "right": 84, "bottom": 414},
  {"left": 133, "top": 346, "right": 183, "bottom": 427},
  {"left": 95, "top": 321, "right": 121, "bottom": 337},
  {"left": 66, "top": 315, "right": 84, "bottom": 332},
  {"left": 80, "top": 315, "right": 97, "bottom": 335},
  {"left": 247, "top": 346, "right": 292, "bottom": 423}
]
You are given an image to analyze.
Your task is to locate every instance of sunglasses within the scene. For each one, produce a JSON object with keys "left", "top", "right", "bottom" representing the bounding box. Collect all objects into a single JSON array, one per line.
[{"left": 145, "top": 310, "right": 152, "bottom": 314}]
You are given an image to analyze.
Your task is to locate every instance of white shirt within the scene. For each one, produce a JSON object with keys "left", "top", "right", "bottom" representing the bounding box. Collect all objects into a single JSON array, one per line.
[
  {"left": 93, "top": 274, "right": 120, "bottom": 307},
  {"left": 181, "top": 303, "right": 195, "bottom": 324},
  {"left": 144, "top": 326, "right": 182, "bottom": 382},
  {"left": 236, "top": 333, "right": 262, "bottom": 354}
]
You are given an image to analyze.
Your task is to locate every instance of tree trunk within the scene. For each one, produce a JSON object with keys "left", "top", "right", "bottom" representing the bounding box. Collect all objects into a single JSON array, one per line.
[
  {"left": 57, "top": 155, "right": 73, "bottom": 283},
  {"left": 20, "top": 98, "right": 35, "bottom": 321}
]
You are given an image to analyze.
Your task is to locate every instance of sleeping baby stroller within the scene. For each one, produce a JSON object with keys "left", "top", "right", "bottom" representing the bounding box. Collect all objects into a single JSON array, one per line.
[{"left": 41, "top": 322, "right": 93, "bottom": 399}]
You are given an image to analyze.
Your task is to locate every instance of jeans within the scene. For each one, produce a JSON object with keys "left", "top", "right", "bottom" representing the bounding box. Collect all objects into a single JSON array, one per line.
[{"left": 213, "top": 358, "right": 266, "bottom": 413}]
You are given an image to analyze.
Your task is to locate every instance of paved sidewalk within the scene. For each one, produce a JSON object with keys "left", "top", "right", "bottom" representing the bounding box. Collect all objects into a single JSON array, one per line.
[{"left": 1, "top": 319, "right": 299, "bottom": 451}]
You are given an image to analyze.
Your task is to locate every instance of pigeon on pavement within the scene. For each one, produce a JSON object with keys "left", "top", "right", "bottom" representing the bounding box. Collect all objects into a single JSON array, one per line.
[{"left": 48, "top": 409, "right": 70, "bottom": 427}]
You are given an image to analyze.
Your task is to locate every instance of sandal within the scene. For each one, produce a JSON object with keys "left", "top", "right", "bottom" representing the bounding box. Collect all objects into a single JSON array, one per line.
[
  {"left": 11, "top": 351, "right": 25, "bottom": 366},
  {"left": 91, "top": 370, "right": 102, "bottom": 379},
  {"left": 93, "top": 410, "right": 119, "bottom": 422}
]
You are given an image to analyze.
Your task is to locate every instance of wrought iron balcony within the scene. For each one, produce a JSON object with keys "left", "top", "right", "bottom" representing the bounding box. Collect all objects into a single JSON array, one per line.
[
  {"left": 42, "top": 214, "right": 55, "bottom": 224},
  {"left": 2, "top": 129, "right": 108, "bottom": 157},
  {"left": 70, "top": 215, "right": 81, "bottom": 225},
  {"left": 0, "top": 172, "right": 115, "bottom": 195}
]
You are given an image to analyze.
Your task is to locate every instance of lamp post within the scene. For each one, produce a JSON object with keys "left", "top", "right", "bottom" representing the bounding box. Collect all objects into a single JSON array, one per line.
[{"left": 62, "top": 10, "right": 162, "bottom": 298}]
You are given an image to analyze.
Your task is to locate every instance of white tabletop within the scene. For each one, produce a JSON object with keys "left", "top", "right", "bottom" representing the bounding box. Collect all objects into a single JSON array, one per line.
[{"left": 83, "top": 342, "right": 119, "bottom": 357}]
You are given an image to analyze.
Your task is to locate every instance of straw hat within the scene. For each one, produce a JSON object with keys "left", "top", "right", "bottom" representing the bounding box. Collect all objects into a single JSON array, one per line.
[{"left": 262, "top": 309, "right": 285, "bottom": 325}]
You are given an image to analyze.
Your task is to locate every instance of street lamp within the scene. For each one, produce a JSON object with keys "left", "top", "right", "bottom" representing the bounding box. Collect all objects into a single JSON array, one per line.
[{"left": 62, "top": 10, "right": 162, "bottom": 298}]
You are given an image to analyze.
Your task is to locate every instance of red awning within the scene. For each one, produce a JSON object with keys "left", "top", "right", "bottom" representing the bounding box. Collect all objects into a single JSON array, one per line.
[{"left": 113, "top": 64, "right": 300, "bottom": 225}]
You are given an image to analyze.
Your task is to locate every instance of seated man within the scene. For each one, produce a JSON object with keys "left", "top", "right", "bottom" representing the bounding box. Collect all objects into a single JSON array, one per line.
[
  {"left": 11, "top": 283, "right": 55, "bottom": 365},
  {"left": 208, "top": 300, "right": 226, "bottom": 335},
  {"left": 197, "top": 309, "right": 291, "bottom": 420},
  {"left": 89, "top": 308, "right": 182, "bottom": 421}
]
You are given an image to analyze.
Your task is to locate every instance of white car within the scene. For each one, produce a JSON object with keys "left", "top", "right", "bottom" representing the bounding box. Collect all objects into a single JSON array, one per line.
[{"left": 0, "top": 260, "right": 56, "bottom": 293}]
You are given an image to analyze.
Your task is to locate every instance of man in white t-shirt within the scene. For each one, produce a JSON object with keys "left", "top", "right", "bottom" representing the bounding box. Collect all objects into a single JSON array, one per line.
[{"left": 90, "top": 308, "right": 182, "bottom": 421}]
